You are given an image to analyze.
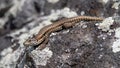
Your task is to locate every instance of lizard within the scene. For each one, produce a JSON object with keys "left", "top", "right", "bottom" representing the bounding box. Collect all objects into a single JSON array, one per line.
[{"left": 23, "top": 16, "right": 104, "bottom": 50}]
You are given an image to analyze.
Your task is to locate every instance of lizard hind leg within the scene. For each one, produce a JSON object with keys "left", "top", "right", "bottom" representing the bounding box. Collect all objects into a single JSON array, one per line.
[{"left": 63, "top": 22, "right": 76, "bottom": 28}]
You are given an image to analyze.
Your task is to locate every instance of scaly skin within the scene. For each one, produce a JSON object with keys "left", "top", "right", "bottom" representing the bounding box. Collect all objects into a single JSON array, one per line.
[{"left": 23, "top": 16, "right": 104, "bottom": 49}]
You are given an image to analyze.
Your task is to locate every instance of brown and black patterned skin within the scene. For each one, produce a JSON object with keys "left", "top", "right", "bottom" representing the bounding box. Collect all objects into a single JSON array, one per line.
[{"left": 23, "top": 16, "right": 104, "bottom": 50}]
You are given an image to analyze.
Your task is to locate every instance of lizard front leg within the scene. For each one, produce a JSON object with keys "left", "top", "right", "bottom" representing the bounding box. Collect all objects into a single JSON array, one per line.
[
  {"left": 37, "top": 25, "right": 63, "bottom": 50},
  {"left": 37, "top": 37, "right": 49, "bottom": 50}
]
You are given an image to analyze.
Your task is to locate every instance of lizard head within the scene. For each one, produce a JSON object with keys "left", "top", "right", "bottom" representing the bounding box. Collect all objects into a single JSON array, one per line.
[{"left": 23, "top": 37, "right": 38, "bottom": 46}]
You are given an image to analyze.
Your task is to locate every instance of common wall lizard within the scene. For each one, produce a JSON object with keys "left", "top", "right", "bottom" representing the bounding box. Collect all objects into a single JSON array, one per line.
[{"left": 23, "top": 16, "right": 104, "bottom": 50}]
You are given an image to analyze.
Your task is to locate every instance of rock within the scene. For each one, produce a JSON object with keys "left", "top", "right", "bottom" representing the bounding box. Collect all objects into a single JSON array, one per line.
[{"left": 0, "top": 0, "right": 120, "bottom": 68}]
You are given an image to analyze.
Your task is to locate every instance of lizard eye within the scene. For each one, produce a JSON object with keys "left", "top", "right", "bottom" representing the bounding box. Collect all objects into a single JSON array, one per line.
[
  {"left": 31, "top": 38, "right": 37, "bottom": 42},
  {"left": 29, "top": 38, "right": 37, "bottom": 43}
]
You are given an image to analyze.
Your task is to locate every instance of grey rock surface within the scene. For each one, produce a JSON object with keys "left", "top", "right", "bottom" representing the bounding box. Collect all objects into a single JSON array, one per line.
[{"left": 0, "top": 0, "right": 120, "bottom": 68}]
